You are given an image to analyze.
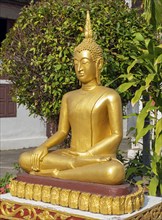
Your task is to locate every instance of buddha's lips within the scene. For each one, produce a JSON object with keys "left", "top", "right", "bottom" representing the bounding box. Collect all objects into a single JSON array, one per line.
[{"left": 77, "top": 74, "right": 84, "bottom": 78}]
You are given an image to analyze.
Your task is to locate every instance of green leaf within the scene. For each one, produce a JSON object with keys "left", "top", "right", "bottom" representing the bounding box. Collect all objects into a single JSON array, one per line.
[
  {"left": 145, "top": 38, "right": 154, "bottom": 55},
  {"left": 118, "top": 82, "right": 136, "bottom": 93},
  {"left": 136, "top": 100, "right": 152, "bottom": 134},
  {"left": 134, "top": 32, "right": 144, "bottom": 41},
  {"left": 154, "top": 54, "right": 162, "bottom": 65},
  {"left": 136, "top": 180, "right": 144, "bottom": 185},
  {"left": 151, "top": 156, "right": 158, "bottom": 175},
  {"left": 148, "top": 175, "right": 159, "bottom": 196},
  {"left": 157, "top": 44, "right": 162, "bottom": 49},
  {"left": 127, "top": 59, "right": 138, "bottom": 74},
  {"left": 116, "top": 54, "right": 129, "bottom": 60},
  {"left": 145, "top": 39, "right": 151, "bottom": 49},
  {"left": 145, "top": 63, "right": 156, "bottom": 74},
  {"left": 156, "top": 118, "right": 162, "bottom": 138},
  {"left": 55, "top": 64, "right": 62, "bottom": 71},
  {"left": 160, "top": 182, "right": 162, "bottom": 196},
  {"left": 125, "top": 167, "right": 137, "bottom": 179},
  {"left": 136, "top": 124, "right": 154, "bottom": 143},
  {"left": 131, "top": 86, "right": 145, "bottom": 106},
  {"left": 145, "top": 73, "right": 155, "bottom": 88},
  {"left": 155, "top": 133, "right": 162, "bottom": 155},
  {"left": 155, "top": 0, "right": 162, "bottom": 28}
]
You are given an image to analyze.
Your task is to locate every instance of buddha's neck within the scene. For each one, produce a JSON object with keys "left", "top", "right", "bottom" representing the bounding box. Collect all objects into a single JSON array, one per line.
[{"left": 81, "top": 79, "right": 98, "bottom": 91}]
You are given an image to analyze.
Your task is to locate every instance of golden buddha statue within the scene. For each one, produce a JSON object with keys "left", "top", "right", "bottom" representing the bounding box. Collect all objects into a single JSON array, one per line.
[{"left": 19, "top": 11, "right": 125, "bottom": 185}]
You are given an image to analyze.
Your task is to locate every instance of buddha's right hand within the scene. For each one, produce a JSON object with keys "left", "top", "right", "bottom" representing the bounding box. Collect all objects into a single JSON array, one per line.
[{"left": 31, "top": 145, "right": 48, "bottom": 171}]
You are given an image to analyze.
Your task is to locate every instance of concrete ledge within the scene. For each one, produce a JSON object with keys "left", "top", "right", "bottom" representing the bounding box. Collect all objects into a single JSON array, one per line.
[
  {"left": 0, "top": 194, "right": 161, "bottom": 220},
  {"left": 1, "top": 137, "right": 47, "bottom": 150}
]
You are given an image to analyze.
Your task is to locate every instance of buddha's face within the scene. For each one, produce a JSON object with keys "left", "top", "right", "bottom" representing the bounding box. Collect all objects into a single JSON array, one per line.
[{"left": 74, "top": 50, "right": 97, "bottom": 84}]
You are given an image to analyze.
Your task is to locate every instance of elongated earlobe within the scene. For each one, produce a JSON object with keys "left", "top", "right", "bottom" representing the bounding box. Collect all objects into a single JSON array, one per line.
[
  {"left": 96, "top": 58, "right": 103, "bottom": 85},
  {"left": 96, "top": 69, "right": 101, "bottom": 85},
  {"left": 98, "top": 58, "right": 103, "bottom": 70}
]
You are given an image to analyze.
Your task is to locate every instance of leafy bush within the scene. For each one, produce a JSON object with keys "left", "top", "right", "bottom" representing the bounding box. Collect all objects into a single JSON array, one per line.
[
  {"left": 0, "top": 0, "right": 154, "bottom": 121},
  {"left": 125, "top": 151, "right": 151, "bottom": 182},
  {"left": 118, "top": 34, "right": 162, "bottom": 196},
  {"left": 118, "top": 150, "right": 151, "bottom": 193},
  {"left": 0, "top": 163, "right": 21, "bottom": 194},
  {"left": 0, "top": 173, "right": 13, "bottom": 194}
]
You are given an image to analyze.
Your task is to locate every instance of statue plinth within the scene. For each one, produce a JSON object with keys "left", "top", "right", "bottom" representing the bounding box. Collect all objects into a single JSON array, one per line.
[{"left": 10, "top": 173, "right": 144, "bottom": 215}]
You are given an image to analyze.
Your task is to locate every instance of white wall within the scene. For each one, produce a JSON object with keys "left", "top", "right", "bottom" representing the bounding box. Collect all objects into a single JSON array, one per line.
[
  {"left": 125, "top": 0, "right": 132, "bottom": 8},
  {"left": 0, "top": 104, "right": 47, "bottom": 150}
]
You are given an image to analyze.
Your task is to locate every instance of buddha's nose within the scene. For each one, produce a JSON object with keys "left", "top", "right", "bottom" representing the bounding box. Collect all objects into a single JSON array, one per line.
[{"left": 78, "top": 63, "right": 83, "bottom": 72}]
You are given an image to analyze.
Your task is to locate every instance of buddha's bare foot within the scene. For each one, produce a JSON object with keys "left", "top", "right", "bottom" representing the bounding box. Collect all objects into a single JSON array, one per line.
[
  {"left": 30, "top": 171, "right": 45, "bottom": 176},
  {"left": 30, "top": 169, "right": 54, "bottom": 177},
  {"left": 30, "top": 171, "right": 36, "bottom": 175},
  {"left": 52, "top": 169, "right": 60, "bottom": 178},
  {"left": 100, "top": 156, "right": 112, "bottom": 162}
]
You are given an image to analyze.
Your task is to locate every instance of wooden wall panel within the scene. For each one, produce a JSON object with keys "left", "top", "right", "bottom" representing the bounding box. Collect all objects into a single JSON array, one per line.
[{"left": 0, "top": 84, "right": 16, "bottom": 117}]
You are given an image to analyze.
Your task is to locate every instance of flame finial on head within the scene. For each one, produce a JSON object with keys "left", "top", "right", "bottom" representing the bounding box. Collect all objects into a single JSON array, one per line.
[
  {"left": 85, "top": 11, "right": 93, "bottom": 39},
  {"left": 74, "top": 11, "right": 103, "bottom": 63}
]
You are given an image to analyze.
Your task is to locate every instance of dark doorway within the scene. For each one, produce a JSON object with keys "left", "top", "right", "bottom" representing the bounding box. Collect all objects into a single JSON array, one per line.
[
  {"left": 0, "top": 18, "right": 15, "bottom": 46},
  {"left": 0, "top": 18, "right": 7, "bottom": 46}
]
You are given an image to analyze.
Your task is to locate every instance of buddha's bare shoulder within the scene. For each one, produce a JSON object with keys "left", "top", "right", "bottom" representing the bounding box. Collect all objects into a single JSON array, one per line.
[
  {"left": 99, "top": 86, "right": 121, "bottom": 100},
  {"left": 61, "top": 89, "right": 81, "bottom": 99}
]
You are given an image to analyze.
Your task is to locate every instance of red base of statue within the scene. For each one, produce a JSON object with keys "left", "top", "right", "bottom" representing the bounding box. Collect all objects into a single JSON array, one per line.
[
  {"left": 8, "top": 173, "right": 144, "bottom": 215},
  {"left": 16, "top": 173, "right": 134, "bottom": 196}
]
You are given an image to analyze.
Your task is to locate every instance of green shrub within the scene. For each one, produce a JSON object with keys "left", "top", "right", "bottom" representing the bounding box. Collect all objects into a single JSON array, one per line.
[
  {"left": 0, "top": 173, "right": 13, "bottom": 194},
  {"left": 0, "top": 0, "right": 154, "bottom": 121},
  {"left": 118, "top": 34, "right": 162, "bottom": 196}
]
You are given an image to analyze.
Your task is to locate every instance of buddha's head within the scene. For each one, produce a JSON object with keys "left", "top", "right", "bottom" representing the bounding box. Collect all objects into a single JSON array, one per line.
[{"left": 74, "top": 11, "right": 103, "bottom": 85}]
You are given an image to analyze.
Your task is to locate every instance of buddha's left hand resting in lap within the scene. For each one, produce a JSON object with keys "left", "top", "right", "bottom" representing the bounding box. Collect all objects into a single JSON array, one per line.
[{"left": 19, "top": 11, "right": 125, "bottom": 185}]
